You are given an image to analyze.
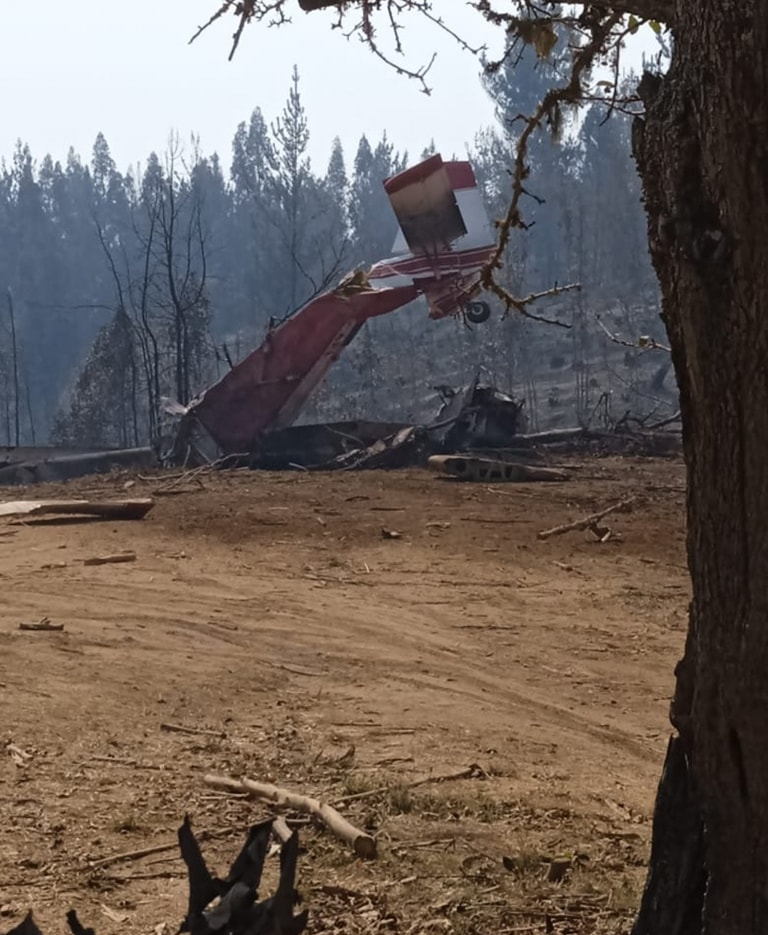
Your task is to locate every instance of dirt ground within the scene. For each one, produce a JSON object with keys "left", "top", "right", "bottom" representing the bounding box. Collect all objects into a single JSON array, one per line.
[{"left": 0, "top": 457, "right": 688, "bottom": 935}]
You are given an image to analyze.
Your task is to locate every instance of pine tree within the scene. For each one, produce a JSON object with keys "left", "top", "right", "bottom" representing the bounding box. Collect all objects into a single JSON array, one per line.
[
  {"left": 52, "top": 307, "right": 139, "bottom": 448},
  {"left": 91, "top": 132, "right": 116, "bottom": 200},
  {"left": 270, "top": 65, "right": 312, "bottom": 310},
  {"left": 349, "top": 132, "right": 400, "bottom": 263}
]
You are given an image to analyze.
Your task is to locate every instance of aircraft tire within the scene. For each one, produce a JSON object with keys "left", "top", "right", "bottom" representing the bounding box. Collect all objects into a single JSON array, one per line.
[{"left": 465, "top": 301, "right": 491, "bottom": 324}]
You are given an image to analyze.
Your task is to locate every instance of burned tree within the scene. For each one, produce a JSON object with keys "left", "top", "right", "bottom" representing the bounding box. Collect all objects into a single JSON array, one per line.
[
  {"left": 195, "top": 1, "right": 768, "bottom": 932},
  {"left": 51, "top": 306, "right": 139, "bottom": 448},
  {"left": 61, "top": 142, "right": 215, "bottom": 448}
]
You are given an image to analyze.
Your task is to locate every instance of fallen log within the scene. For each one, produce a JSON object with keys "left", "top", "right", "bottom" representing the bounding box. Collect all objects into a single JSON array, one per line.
[
  {"left": 428, "top": 455, "right": 568, "bottom": 483},
  {"left": 513, "top": 427, "right": 588, "bottom": 446},
  {"left": 537, "top": 497, "right": 636, "bottom": 540},
  {"left": 0, "top": 446, "right": 157, "bottom": 487},
  {"left": 0, "top": 498, "right": 154, "bottom": 522},
  {"left": 203, "top": 773, "right": 377, "bottom": 859},
  {"left": 83, "top": 552, "right": 137, "bottom": 566},
  {"left": 19, "top": 618, "right": 64, "bottom": 632}
]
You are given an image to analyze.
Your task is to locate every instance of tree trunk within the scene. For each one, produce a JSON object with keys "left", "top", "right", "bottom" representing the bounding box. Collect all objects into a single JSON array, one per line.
[
  {"left": 632, "top": 3, "right": 768, "bottom": 931},
  {"left": 6, "top": 288, "right": 20, "bottom": 447}
]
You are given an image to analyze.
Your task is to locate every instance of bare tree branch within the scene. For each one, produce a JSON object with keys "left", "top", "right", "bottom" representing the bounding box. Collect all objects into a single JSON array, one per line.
[
  {"left": 503, "top": 281, "right": 582, "bottom": 327},
  {"left": 596, "top": 315, "right": 671, "bottom": 352}
]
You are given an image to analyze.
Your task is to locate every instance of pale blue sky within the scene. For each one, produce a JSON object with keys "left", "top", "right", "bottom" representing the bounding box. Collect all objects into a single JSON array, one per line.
[{"left": 0, "top": 2, "right": 506, "bottom": 175}]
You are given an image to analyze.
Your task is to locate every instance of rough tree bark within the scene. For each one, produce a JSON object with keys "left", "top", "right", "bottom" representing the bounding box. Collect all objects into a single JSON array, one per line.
[{"left": 632, "top": 3, "right": 768, "bottom": 931}]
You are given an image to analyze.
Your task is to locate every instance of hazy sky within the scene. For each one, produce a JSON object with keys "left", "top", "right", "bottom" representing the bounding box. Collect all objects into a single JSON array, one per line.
[{"left": 0, "top": 2, "right": 507, "bottom": 177}]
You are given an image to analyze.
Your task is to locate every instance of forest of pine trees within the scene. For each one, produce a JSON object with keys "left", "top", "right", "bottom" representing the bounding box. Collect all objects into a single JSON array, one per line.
[{"left": 0, "top": 61, "right": 667, "bottom": 449}]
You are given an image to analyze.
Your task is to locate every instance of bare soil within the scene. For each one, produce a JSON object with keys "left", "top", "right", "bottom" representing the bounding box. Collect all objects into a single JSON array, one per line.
[{"left": 0, "top": 457, "right": 688, "bottom": 935}]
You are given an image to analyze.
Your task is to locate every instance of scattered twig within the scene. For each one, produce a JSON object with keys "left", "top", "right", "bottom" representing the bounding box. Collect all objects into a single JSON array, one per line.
[
  {"left": 100, "top": 905, "right": 129, "bottom": 924},
  {"left": 159, "top": 722, "right": 225, "bottom": 738},
  {"left": 392, "top": 837, "right": 456, "bottom": 850},
  {"left": 86, "top": 755, "right": 165, "bottom": 771},
  {"left": 553, "top": 561, "right": 585, "bottom": 575},
  {"left": 264, "top": 661, "right": 326, "bottom": 677},
  {"left": 6, "top": 742, "right": 32, "bottom": 763},
  {"left": 90, "top": 840, "right": 186, "bottom": 869},
  {"left": 89, "top": 824, "right": 244, "bottom": 869},
  {"left": 334, "top": 764, "right": 488, "bottom": 805},
  {"left": 537, "top": 497, "right": 637, "bottom": 540},
  {"left": 102, "top": 870, "right": 184, "bottom": 883},
  {"left": 149, "top": 453, "right": 250, "bottom": 494},
  {"left": 318, "top": 882, "right": 375, "bottom": 900},
  {"left": 647, "top": 411, "right": 682, "bottom": 430},
  {"left": 460, "top": 517, "right": 521, "bottom": 525}
]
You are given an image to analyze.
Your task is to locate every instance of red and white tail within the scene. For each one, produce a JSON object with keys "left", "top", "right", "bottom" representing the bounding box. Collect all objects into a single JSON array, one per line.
[
  {"left": 369, "top": 154, "right": 496, "bottom": 318},
  {"left": 385, "top": 154, "right": 495, "bottom": 259}
]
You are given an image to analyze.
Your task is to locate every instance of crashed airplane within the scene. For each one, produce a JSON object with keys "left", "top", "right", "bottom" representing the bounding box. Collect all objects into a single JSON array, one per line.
[{"left": 170, "top": 153, "right": 499, "bottom": 465}]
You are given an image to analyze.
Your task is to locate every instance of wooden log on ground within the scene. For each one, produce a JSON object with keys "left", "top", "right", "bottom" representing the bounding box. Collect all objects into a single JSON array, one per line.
[
  {"left": 537, "top": 497, "right": 636, "bottom": 540},
  {"left": 83, "top": 552, "right": 137, "bottom": 566},
  {"left": 428, "top": 455, "right": 568, "bottom": 483},
  {"left": 0, "top": 498, "right": 154, "bottom": 521},
  {"left": 512, "top": 427, "right": 589, "bottom": 446},
  {"left": 18, "top": 617, "right": 64, "bottom": 632},
  {"left": 272, "top": 816, "right": 294, "bottom": 844},
  {"left": 204, "top": 773, "right": 377, "bottom": 859}
]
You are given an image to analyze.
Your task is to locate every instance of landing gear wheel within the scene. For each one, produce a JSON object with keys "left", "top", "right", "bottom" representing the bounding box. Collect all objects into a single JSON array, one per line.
[{"left": 465, "top": 301, "right": 491, "bottom": 324}]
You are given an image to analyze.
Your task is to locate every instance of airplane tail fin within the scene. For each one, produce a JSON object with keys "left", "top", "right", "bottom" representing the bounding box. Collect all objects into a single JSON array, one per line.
[{"left": 384, "top": 154, "right": 494, "bottom": 257}]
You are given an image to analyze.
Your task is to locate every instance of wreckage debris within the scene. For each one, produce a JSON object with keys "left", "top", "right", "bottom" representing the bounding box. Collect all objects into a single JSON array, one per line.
[
  {"left": 0, "top": 498, "right": 154, "bottom": 522},
  {"left": 170, "top": 155, "right": 498, "bottom": 462},
  {"left": 428, "top": 455, "right": 568, "bottom": 483},
  {"left": 224, "top": 377, "right": 529, "bottom": 473}
]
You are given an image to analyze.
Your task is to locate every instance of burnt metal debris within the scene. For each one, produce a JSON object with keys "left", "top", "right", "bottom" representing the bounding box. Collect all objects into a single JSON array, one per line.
[
  {"left": 0, "top": 376, "right": 679, "bottom": 488},
  {"left": 169, "top": 154, "right": 499, "bottom": 463},
  {"left": 1, "top": 816, "right": 307, "bottom": 935},
  {"left": 173, "top": 375, "right": 529, "bottom": 472}
]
